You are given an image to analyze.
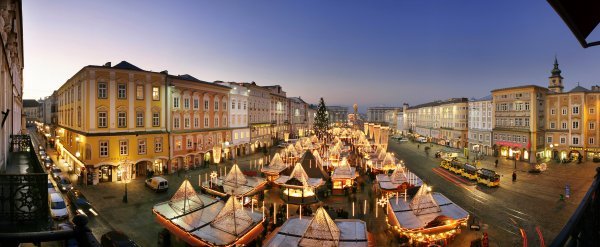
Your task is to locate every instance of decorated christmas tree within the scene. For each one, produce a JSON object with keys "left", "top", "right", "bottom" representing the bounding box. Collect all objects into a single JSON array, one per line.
[{"left": 314, "top": 97, "right": 330, "bottom": 138}]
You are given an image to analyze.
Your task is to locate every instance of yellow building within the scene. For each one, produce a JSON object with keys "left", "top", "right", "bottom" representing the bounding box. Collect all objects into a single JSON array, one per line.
[
  {"left": 545, "top": 58, "right": 600, "bottom": 161},
  {"left": 166, "top": 74, "right": 231, "bottom": 173},
  {"left": 56, "top": 61, "right": 169, "bottom": 184}
]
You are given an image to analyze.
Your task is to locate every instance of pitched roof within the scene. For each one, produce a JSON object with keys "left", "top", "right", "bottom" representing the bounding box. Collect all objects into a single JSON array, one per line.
[
  {"left": 288, "top": 163, "right": 311, "bottom": 187},
  {"left": 168, "top": 74, "right": 232, "bottom": 89},
  {"left": 410, "top": 184, "right": 441, "bottom": 216},
  {"left": 23, "top": 99, "right": 40, "bottom": 107},
  {"left": 298, "top": 151, "right": 330, "bottom": 180},
  {"left": 223, "top": 164, "right": 247, "bottom": 186},
  {"left": 569, "top": 85, "right": 590, "bottom": 92},
  {"left": 112, "top": 61, "right": 144, "bottom": 71},
  {"left": 168, "top": 179, "right": 205, "bottom": 214},
  {"left": 211, "top": 196, "right": 254, "bottom": 236},
  {"left": 299, "top": 207, "right": 341, "bottom": 247}
]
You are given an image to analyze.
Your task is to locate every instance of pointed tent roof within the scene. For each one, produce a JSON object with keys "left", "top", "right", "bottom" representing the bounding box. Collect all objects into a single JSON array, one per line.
[
  {"left": 300, "top": 150, "right": 330, "bottom": 180},
  {"left": 287, "top": 144, "right": 298, "bottom": 157},
  {"left": 410, "top": 184, "right": 441, "bottom": 216},
  {"left": 168, "top": 179, "right": 205, "bottom": 214},
  {"left": 382, "top": 153, "right": 396, "bottom": 167},
  {"left": 299, "top": 207, "right": 341, "bottom": 247},
  {"left": 295, "top": 141, "right": 304, "bottom": 153},
  {"left": 312, "top": 150, "right": 324, "bottom": 166},
  {"left": 268, "top": 153, "right": 286, "bottom": 168},
  {"left": 211, "top": 196, "right": 254, "bottom": 236},
  {"left": 288, "top": 163, "right": 311, "bottom": 187},
  {"left": 390, "top": 163, "right": 406, "bottom": 183},
  {"left": 334, "top": 158, "right": 353, "bottom": 177},
  {"left": 223, "top": 164, "right": 247, "bottom": 186}
]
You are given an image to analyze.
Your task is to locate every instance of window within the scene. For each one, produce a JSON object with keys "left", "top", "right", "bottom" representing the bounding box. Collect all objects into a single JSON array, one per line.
[
  {"left": 204, "top": 116, "right": 209, "bottom": 127},
  {"left": 119, "top": 140, "right": 128, "bottom": 156},
  {"left": 204, "top": 100, "right": 209, "bottom": 110},
  {"left": 222, "top": 116, "right": 227, "bottom": 127},
  {"left": 232, "top": 100, "right": 236, "bottom": 109},
  {"left": 136, "top": 112, "right": 144, "bottom": 127},
  {"left": 77, "top": 107, "right": 81, "bottom": 127},
  {"left": 573, "top": 121, "right": 579, "bottom": 129},
  {"left": 152, "top": 86, "right": 160, "bottom": 101},
  {"left": 193, "top": 99, "right": 199, "bottom": 109},
  {"left": 215, "top": 117, "right": 219, "bottom": 127},
  {"left": 562, "top": 108, "right": 568, "bottom": 115},
  {"left": 184, "top": 117, "right": 190, "bottom": 128},
  {"left": 550, "top": 122, "right": 555, "bottom": 129},
  {"left": 524, "top": 118, "right": 530, "bottom": 127},
  {"left": 118, "top": 112, "right": 127, "bottom": 128},
  {"left": 152, "top": 113, "right": 160, "bottom": 127},
  {"left": 524, "top": 102, "right": 530, "bottom": 111},
  {"left": 560, "top": 137, "right": 566, "bottom": 144},
  {"left": 223, "top": 101, "right": 227, "bottom": 110},
  {"left": 173, "top": 97, "right": 180, "bottom": 108},
  {"left": 194, "top": 117, "right": 199, "bottom": 128},
  {"left": 591, "top": 122, "right": 596, "bottom": 130},
  {"left": 175, "top": 139, "right": 182, "bottom": 150},
  {"left": 184, "top": 98, "right": 190, "bottom": 109},
  {"left": 547, "top": 136, "right": 552, "bottom": 144},
  {"left": 98, "top": 112, "right": 107, "bottom": 128},
  {"left": 590, "top": 108, "right": 595, "bottom": 114},
  {"left": 573, "top": 137, "right": 580, "bottom": 145},
  {"left": 573, "top": 106, "right": 580, "bottom": 114},
  {"left": 136, "top": 85, "right": 144, "bottom": 100},
  {"left": 99, "top": 141, "right": 108, "bottom": 157},
  {"left": 138, "top": 139, "right": 147, "bottom": 155},
  {"left": 117, "top": 84, "right": 127, "bottom": 99},
  {"left": 562, "top": 122, "right": 567, "bottom": 129},
  {"left": 590, "top": 137, "right": 595, "bottom": 145},
  {"left": 155, "top": 137, "right": 163, "bottom": 153},
  {"left": 174, "top": 117, "right": 180, "bottom": 129},
  {"left": 238, "top": 102, "right": 241, "bottom": 110},
  {"left": 551, "top": 108, "right": 556, "bottom": 115},
  {"left": 98, "top": 83, "right": 107, "bottom": 99},
  {"left": 215, "top": 100, "right": 219, "bottom": 110},
  {"left": 187, "top": 138, "right": 193, "bottom": 150},
  {"left": 243, "top": 101, "right": 247, "bottom": 110}
]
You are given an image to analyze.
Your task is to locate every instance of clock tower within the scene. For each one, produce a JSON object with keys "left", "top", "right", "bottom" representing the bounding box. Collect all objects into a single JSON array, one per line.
[{"left": 548, "top": 57, "right": 564, "bottom": 93}]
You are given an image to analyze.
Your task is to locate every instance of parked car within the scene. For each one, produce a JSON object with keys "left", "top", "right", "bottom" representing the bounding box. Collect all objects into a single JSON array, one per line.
[
  {"left": 67, "top": 189, "right": 98, "bottom": 217},
  {"left": 398, "top": 138, "right": 408, "bottom": 142},
  {"left": 51, "top": 167, "right": 63, "bottom": 179},
  {"left": 57, "top": 223, "right": 78, "bottom": 247},
  {"left": 44, "top": 157, "right": 55, "bottom": 169},
  {"left": 48, "top": 179, "right": 57, "bottom": 193},
  {"left": 39, "top": 150, "right": 47, "bottom": 160},
  {"left": 58, "top": 175, "right": 73, "bottom": 192},
  {"left": 101, "top": 231, "right": 139, "bottom": 247},
  {"left": 145, "top": 176, "right": 168, "bottom": 192},
  {"left": 48, "top": 192, "right": 68, "bottom": 220}
]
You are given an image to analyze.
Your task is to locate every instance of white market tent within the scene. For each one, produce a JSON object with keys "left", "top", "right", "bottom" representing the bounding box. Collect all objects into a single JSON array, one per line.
[
  {"left": 261, "top": 153, "right": 288, "bottom": 175},
  {"left": 265, "top": 207, "right": 370, "bottom": 247},
  {"left": 202, "top": 164, "right": 266, "bottom": 197}
]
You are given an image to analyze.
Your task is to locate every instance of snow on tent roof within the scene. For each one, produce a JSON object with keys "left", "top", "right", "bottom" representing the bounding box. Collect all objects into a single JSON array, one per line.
[
  {"left": 211, "top": 196, "right": 254, "bottom": 236},
  {"left": 410, "top": 184, "right": 441, "bottom": 216},
  {"left": 299, "top": 207, "right": 341, "bottom": 247},
  {"left": 268, "top": 153, "right": 285, "bottom": 168},
  {"left": 223, "top": 164, "right": 247, "bottom": 186},
  {"left": 382, "top": 153, "right": 395, "bottom": 167},
  {"left": 288, "top": 163, "right": 310, "bottom": 187},
  {"left": 312, "top": 150, "right": 324, "bottom": 166},
  {"left": 334, "top": 158, "right": 353, "bottom": 177},
  {"left": 169, "top": 179, "right": 205, "bottom": 215},
  {"left": 390, "top": 163, "right": 406, "bottom": 183}
]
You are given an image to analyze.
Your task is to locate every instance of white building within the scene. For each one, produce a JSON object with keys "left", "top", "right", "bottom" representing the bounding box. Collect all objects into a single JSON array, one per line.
[
  {"left": 406, "top": 98, "right": 469, "bottom": 149},
  {"left": 468, "top": 96, "right": 493, "bottom": 156},
  {"left": 216, "top": 81, "right": 250, "bottom": 158}
]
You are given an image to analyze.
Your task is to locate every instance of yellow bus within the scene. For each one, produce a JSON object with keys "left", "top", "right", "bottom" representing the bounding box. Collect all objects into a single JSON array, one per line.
[{"left": 477, "top": 169, "right": 500, "bottom": 187}]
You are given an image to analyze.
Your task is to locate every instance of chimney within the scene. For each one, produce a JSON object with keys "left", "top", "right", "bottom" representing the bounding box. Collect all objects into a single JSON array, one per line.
[{"left": 104, "top": 62, "right": 111, "bottom": 67}]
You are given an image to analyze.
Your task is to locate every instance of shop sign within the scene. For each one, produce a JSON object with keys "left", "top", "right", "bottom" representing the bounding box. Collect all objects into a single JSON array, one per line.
[
  {"left": 569, "top": 146, "right": 584, "bottom": 151},
  {"left": 585, "top": 147, "right": 600, "bottom": 152}
]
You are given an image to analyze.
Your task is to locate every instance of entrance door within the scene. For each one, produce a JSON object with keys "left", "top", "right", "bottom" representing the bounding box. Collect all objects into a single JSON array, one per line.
[
  {"left": 136, "top": 161, "right": 149, "bottom": 179},
  {"left": 100, "top": 166, "right": 112, "bottom": 182}
]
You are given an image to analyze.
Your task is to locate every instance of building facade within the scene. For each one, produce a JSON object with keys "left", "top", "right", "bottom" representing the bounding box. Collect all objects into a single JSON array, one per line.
[
  {"left": 56, "top": 61, "right": 170, "bottom": 184},
  {"left": 0, "top": 0, "right": 24, "bottom": 173},
  {"left": 468, "top": 96, "right": 493, "bottom": 156},
  {"left": 23, "top": 99, "right": 40, "bottom": 127},
  {"left": 265, "top": 85, "right": 288, "bottom": 142},
  {"left": 327, "top": 105, "right": 348, "bottom": 125},
  {"left": 241, "top": 82, "right": 273, "bottom": 151},
  {"left": 367, "top": 106, "right": 403, "bottom": 130},
  {"left": 215, "top": 81, "right": 250, "bottom": 158},
  {"left": 491, "top": 85, "right": 548, "bottom": 163},
  {"left": 167, "top": 74, "right": 231, "bottom": 172},
  {"left": 406, "top": 98, "right": 469, "bottom": 149},
  {"left": 288, "top": 97, "right": 309, "bottom": 138}
]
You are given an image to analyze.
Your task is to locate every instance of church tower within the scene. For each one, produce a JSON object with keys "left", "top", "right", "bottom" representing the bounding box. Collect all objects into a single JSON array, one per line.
[{"left": 548, "top": 57, "right": 564, "bottom": 93}]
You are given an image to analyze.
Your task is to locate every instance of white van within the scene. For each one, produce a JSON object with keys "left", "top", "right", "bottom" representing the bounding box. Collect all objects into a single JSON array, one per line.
[
  {"left": 145, "top": 176, "right": 168, "bottom": 192},
  {"left": 49, "top": 192, "right": 68, "bottom": 220},
  {"left": 417, "top": 137, "right": 428, "bottom": 143}
]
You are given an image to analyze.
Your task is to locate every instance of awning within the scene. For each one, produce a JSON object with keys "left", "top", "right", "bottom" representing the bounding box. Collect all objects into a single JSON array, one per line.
[{"left": 548, "top": 0, "right": 600, "bottom": 48}]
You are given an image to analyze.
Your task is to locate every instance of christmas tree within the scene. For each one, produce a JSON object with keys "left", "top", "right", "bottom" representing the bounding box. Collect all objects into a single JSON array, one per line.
[{"left": 314, "top": 97, "right": 329, "bottom": 138}]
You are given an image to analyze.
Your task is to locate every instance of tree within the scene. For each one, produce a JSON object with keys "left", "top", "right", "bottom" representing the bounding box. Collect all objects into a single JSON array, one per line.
[{"left": 314, "top": 97, "right": 329, "bottom": 138}]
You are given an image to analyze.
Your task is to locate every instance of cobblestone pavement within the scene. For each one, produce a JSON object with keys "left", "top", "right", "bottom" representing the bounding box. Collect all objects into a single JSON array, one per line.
[{"left": 30, "top": 128, "right": 597, "bottom": 246}]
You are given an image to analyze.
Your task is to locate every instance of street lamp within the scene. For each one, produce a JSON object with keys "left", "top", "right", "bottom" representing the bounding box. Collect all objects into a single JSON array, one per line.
[{"left": 121, "top": 159, "right": 130, "bottom": 203}]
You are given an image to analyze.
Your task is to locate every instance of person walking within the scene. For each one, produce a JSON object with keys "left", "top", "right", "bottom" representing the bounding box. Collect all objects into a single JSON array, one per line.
[
  {"left": 512, "top": 171, "right": 517, "bottom": 181},
  {"left": 495, "top": 159, "right": 499, "bottom": 168}
]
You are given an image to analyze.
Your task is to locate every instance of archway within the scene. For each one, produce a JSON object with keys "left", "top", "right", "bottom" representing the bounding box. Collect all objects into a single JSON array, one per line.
[{"left": 136, "top": 161, "right": 152, "bottom": 179}]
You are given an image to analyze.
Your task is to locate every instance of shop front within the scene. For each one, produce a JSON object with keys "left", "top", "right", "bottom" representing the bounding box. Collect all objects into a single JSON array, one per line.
[{"left": 586, "top": 147, "right": 600, "bottom": 161}]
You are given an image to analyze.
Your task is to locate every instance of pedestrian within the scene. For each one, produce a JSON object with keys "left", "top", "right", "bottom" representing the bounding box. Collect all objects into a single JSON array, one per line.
[
  {"left": 512, "top": 171, "right": 517, "bottom": 181},
  {"left": 417, "top": 144, "right": 420, "bottom": 149},
  {"left": 495, "top": 159, "right": 498, "bottom": 168},
  {"left": 177, "top": 168, "right": 181, "bottom": 177}
]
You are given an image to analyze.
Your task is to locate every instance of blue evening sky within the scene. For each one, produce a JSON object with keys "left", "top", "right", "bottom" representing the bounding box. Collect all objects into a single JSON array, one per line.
[{"left": 22, "top": 1, "right": 600, "bottom": 112}]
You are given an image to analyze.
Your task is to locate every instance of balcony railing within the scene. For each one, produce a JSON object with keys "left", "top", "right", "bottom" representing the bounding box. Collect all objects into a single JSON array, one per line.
[{"left": 550, "top": 167, "right": 600, "bottom": 246}]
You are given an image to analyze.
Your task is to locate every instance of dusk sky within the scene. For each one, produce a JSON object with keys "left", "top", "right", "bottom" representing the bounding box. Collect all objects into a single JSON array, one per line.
[{"left": 23, "top": 1, "right": 600, "bottom": 112}]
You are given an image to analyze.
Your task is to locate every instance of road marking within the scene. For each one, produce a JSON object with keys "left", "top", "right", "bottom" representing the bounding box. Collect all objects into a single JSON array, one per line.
[{"left": 431, "top": 168, "right": 475, "bottom": 192}]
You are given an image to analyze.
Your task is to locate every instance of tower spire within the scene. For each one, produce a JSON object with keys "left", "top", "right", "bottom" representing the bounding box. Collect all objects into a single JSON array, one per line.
[{"left": 549, "top": 56, "right": 564, "bottom": 93}]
